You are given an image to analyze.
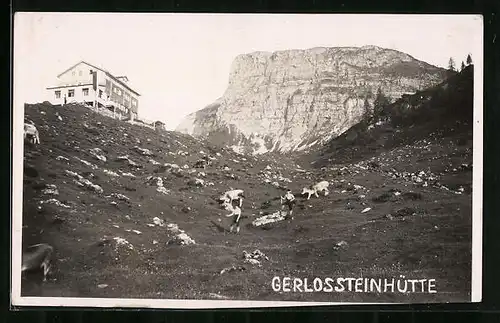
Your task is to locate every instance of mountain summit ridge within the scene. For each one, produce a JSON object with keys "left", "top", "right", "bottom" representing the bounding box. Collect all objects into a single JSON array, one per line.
[{"left": 176, "top": 45, "right": 449, "bottom": 155}]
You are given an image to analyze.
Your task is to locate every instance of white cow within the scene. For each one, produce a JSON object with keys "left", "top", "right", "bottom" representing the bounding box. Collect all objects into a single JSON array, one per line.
[
  {"left": 301, "top": 180, "right": 330, "bottom": 200},
  {"left": 21, "top": 243, "right": 54, "bottom": 281},
  {"left": 219, "top": 189, "right": 245, "bottom": 208},
  {"left": 24, "top": 122, "right": 40, "bottom": 144}
]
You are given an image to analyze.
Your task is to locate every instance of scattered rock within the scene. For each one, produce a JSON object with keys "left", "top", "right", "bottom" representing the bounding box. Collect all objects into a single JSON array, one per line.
[
  {"left": 187, "top": 178, "right": 205, "bottom": 187},
  {"left": 134, "top": 146, "right": 154, "bottom": 156},
  {"left": 40, "top": 198, "right": 71, "bottom": 208},
  {"left": 166, "top": 223, "right": 195, "bottom": 245},
  {"left": 243, "top": 249, "right": 269, "bottom": 267},
  {"left": 109, "top": 193, "right": 130, "bottom": 202},
  {"left": 157, "top": 187, "right": 170, "bottom": 194},
  {"left": 153, "top": 217, "right": 165, "bottom": 227},
  {"left": 193, "top": 158, "right": 211, "bottom": 169},
  {"left": 113, "top": 237, "right": 134, "bottom": 250},
  {"left": 252, "top": 211, "right": 287, "bottom": 227},
  {"left": 41, "top": 184, "right": 59, "bottom": 196},
  {"left": 333, "top": 240, "right": 348, "bottom": 250},
  {"left": 167, "top": 223, "right": 182, "bottom": 233},
  {"left": 208, "top": 292, "right": 230, "bottom": 300},
  {"left": 146, "top": 176, "right": 170, "bottom": 194},
  {"left": 74, "top": 157, "right": 99, "bottom": 170},
  {"left": 116, "top": 155, "right": 140, "bottom": 168},
  {"left": 56, "top": 156, "right": 70, "bottom": 162},
  {"left": 271, "top": 181, "right": 280, "bottom": 188},
  {"left": 65, "top": 170, "right": 103, "bottom": 194},
  {"left": 220, "top": 265, "right": 246, "bottom": 275},
  {"left": 394, "top": 207, "right": 418, "bottom": 217},
  {"left": 103, "top": 169, "right": 120, "bottom": 177},
  {"left": 167, "top": 232, "right": 196, "bottom": 245},
  {"left": 89, "top": 148, "right": 107, "bottom": 162}
]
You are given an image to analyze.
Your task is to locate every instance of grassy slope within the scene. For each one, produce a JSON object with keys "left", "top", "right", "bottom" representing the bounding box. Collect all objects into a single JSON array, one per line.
[{"left": 20, "top": 98, "right": 472, "bottom": 303}]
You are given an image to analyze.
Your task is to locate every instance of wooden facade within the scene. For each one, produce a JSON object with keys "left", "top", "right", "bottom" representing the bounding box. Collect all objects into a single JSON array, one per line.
[{"left": 46, "top": 61, "right": 140, "bottom": 119}]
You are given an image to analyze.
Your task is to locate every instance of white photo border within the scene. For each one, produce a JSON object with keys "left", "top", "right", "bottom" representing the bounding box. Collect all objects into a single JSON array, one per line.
[{"left": 10, "top": 12, "right": 484, "bottom": 308}]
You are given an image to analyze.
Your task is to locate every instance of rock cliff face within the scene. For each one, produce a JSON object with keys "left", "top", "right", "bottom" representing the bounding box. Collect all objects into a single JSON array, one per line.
[{"left": 176, "top": 45, "right": 449, "bottom": 155}]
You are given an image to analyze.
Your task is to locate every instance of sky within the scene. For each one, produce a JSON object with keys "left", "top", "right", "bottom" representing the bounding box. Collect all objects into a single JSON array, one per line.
[{"left": 13, "top": 13, "right": 483, "bottom": 130}]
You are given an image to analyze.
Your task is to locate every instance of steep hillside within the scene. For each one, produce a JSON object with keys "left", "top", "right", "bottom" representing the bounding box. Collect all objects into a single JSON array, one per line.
[
  {"left": 20, "top": 101, "right": 471, "bottom": 303},
  {"left": 176, "top": 45, "right": 449, "bottom": 155},
  {"left": 309, "top": 64, "right": 474, "bottom": 166}
]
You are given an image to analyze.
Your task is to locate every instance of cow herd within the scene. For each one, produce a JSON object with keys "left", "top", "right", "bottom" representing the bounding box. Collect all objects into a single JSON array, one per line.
[{"left": 217, "top": 178, "right": 331, "bottom": 233}]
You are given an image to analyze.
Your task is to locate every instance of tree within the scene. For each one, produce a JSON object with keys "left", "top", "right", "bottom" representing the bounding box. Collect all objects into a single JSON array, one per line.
[
  {"left": 373, "top": 87, "right": 390, "bottom": 118},
  {"left": 365, "top": 87, "right": 374, "bottom": 99},
  {"left": 363, "top": 97, "right": 372, "bottom": 121},
  {"left": 461, "top": 61, "right": 466, "bottom": 71},
  {"left": 448, "top": 57, "right": 456, "bottom": 71},
  {"left": 466, "top": 54, "right": 473, "bottom": 65}
]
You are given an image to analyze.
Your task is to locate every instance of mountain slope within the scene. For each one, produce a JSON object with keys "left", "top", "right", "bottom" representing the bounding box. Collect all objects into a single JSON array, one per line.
[
  {"left": 309, "top": 64, "right": 473, "bottom": 167},
  {"left": 20, "top": 101, "right": 472, "bottom": 303},
  {"left": 176, "top": 46, "right": 449, "bottom": 155}
]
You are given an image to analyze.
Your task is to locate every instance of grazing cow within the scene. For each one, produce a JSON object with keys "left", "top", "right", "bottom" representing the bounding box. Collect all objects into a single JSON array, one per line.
[
  {"left": 301, "top": 180, "right": 330, "bottom": 200},
  {"left": 21, "top": 243, "right": 53, "bottom": 281},
  {"left": 280, "top": 189, "right": 297, "bottom": 219},
  {"left": 224, "top": 203, "right": 242, "bottom": 233},
  {"left": 219, "top": 189, "right": 245, "bottom": 208},
  {"left": 24, "top": 122, "right": 40, "bottom": 145}
]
